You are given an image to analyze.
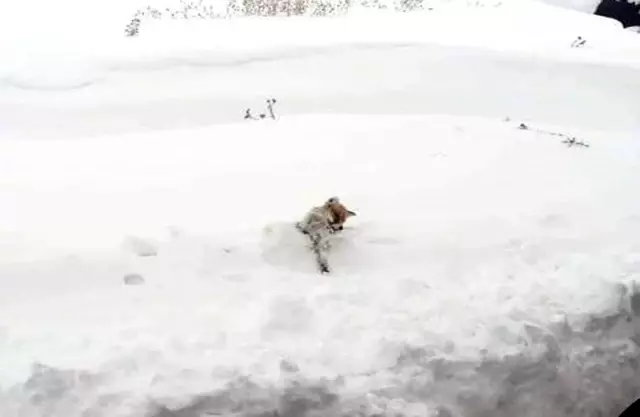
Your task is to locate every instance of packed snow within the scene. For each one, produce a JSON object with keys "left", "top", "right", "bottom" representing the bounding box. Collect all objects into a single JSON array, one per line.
[{"left": 1, "top": 0, "right": 640, "bottom": 416}]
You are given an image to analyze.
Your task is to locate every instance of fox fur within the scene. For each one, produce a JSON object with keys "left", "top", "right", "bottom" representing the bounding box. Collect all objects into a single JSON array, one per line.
[
  {"left": 325, "top": 197, "right": 357, "bottom": 231},
  {"left": 295, "top": 197, "right": 356, "bottom": 274},
  {"left": 296, "top": 197, "right": 356, "bottom": 238}
]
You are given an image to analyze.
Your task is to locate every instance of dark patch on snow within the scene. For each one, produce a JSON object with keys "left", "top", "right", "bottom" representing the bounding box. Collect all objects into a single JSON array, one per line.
[
  {"left": 123, "top": 273, "right": 145, "bottom": 285},
  {"left": 123, "top": 236, "right": 158, "bottom": 257},
  {"left": 630, "top": 285, "right": 640, "bottom": 316},
  {"left": 279, "top": 359, "right": 300, "bottom": 373}
]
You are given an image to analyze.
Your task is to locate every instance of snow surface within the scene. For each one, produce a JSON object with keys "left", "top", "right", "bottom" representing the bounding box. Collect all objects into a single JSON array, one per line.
[
  {"left": 2, "top": 1, "right": 639, "bottom": 140},
  {"left": 2, "top": 1, "right": 640, "bottom": 417}
]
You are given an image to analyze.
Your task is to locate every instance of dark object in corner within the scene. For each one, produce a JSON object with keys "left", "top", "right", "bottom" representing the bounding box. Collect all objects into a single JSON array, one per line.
[{"left": 595, "top": 0, "right": 640, "bottom": 28}]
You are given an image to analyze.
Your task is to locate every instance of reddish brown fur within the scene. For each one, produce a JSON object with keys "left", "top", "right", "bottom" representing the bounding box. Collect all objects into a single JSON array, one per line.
[{"left": 325, "top": 199, "right": 356, "bottom": 229}]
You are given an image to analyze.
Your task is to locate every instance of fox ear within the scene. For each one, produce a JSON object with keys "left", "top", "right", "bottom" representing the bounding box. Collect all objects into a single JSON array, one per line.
[{"left": 347, "top": 210, "right": 356, "bottom": 217}]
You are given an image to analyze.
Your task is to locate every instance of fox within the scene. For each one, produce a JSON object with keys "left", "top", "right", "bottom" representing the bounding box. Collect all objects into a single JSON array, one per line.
[
  {"left": 295, "top": 197, "right": 357, "bottom": 274},
  {"left": 296, "top": 196, "right": 356, "bottom": 238}
]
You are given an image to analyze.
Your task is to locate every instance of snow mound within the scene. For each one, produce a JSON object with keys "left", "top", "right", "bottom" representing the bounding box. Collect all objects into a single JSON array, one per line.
[
  {"left": 2, "top": 114, "right": 640, "bottom": 416},
  {"left": 1, "top": 2, "right": 640, "bottom": 415}
]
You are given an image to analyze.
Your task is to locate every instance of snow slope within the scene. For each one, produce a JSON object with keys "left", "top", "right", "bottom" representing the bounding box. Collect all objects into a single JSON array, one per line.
[
  {"left": 2, "top": 1, "right": 640, "bottom": 139},
  {"left": 2, "top": 2, "right": 640, "bottom": 417},
  {"left": 3, "top": 114, "right": 640, "bottom": 417}
]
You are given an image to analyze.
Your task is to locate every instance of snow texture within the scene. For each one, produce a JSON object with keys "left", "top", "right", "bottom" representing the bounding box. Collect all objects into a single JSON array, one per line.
[{"left": 1, "top": 1, "right": 640, "bottom": 417}]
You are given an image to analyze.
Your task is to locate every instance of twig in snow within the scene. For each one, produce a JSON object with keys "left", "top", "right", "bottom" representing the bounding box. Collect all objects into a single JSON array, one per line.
[
  {"left": 515, "top": 122, "right": 589, "bottom": 148},
  {"left": 561, "top": 137, "right": 590, "bottom": 148},
  {"left": 266, "top": 98, "right": 277, "bottom": 120},
  {"left": 570, "top": 36, "right": 587, "bottom": 48},
  {"left": 124, "top": 16, "right": 141, "bottom": 37},
  {"left": 243, "top": 97, "right": 278, "bottom": 121},
  {"left": 244, "top": 108, "right": 256, "bottom": 120}
]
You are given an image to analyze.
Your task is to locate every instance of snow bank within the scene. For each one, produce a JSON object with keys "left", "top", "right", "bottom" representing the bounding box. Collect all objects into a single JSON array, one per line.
[
  {"left": 3, "top": 39, "right": 639, "bottom": 139},
  {"left": 2, "top": 0, "right": 639, "bottom": 140},
  {"left": 1, "top": 0, "right": 638, "bottom": 90},
  {"left": 1, "top": 115, "right": 640, "bottom": 416},
  {"left": 1, "top": 1, "right": 640, "bottom": 416}
]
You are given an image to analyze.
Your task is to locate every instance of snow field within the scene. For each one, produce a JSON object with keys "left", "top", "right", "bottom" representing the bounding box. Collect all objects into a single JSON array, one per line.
[
  {"left": 1, "top": 0, "right": 640, "bottom": 415},
  {"left": 2, "top": 114, "right": 640, "bottom": 416}
]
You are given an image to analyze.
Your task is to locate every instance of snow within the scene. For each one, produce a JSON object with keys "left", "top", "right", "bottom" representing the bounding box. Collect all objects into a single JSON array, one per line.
[
  {"left": 538, "top": 0, "right": 602, "bottom": 13},
  {"left": 2, "top": 1, "right": 640, "bottom": 140},
  {"left": 2, "top": 1, "right": 640, "bottom": 416}
]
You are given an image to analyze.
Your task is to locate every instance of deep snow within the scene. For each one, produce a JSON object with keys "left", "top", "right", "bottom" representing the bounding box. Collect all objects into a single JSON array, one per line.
[
  {"left": 2, "top": 1, "right": 640, "bottom": 416},
  {"left": 3, "top": 115, "right": 640, "bottom": 416},
  {"left": 2, "top": 1, "right": 640, "bottom": 140}
]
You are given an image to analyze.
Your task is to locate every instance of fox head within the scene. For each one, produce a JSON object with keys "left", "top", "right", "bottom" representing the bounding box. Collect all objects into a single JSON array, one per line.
[{"left": 324, "top": 197, "right": 356, "bottom": 228}]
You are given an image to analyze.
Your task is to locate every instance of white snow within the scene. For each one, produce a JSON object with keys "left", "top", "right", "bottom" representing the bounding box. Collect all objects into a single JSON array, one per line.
[
  {"left": 1, "top": 1, "right": 640, "bottom": 416},
  {"left": 2, "top": 1, "right": 639, "bottom": 140}
]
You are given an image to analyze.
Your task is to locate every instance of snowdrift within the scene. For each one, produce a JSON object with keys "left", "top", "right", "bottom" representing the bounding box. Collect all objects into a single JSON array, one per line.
[
  {"left": 2, "top": 0, "right": 640, "bottom": 140},
  {"left": 2, "top": 1, "right": 640, "bottom": 416},
  {"left": 2, "top": 114, "right": 640, "bottom": 416}
]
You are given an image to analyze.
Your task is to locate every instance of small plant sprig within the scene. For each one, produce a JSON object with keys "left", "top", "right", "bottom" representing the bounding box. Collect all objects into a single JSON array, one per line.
[
  {"left": 516, "top": 122, "right": 589, "bottom": 148},
  {"left": 124, "top": 1, "right": 228, "bottom": 37},
  {"left": 266, "top": 98, "right": 277, "bottom": 119},
  {"left": 570, "top": 36, "right": 587, "bottom": 48},
  {"left": 561, "top": 137, "right": 589, "bottom": 148},
  {"left": 124, "top": 14, "right": 142, "bottom": 37},
  {"left": 123, "top": 0, "right": 452, "bottom": 35},
  {"left": 244, "top": 98, "right": 278, "bottom": 121}
]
